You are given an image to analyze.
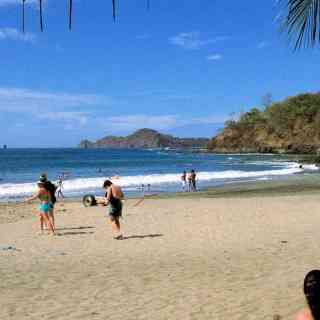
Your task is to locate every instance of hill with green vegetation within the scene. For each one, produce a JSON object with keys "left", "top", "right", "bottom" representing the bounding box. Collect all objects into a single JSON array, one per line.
[
  {"left": 208, "top": 93, "right": 320, "bottom": 154},
  {"left": 79, "top": 128, "right": 209, "bottom": 150}
]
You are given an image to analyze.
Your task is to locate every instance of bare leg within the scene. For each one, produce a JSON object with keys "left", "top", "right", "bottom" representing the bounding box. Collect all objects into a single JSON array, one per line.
[
  {"left": 42, "top": 214, "right": 55, "bottom": 234},
  {"left": 109, "top": 217, "right": 122, "bottom": 239},
  {"left": 49, "top": 208, "right": 55, "bottom": 229},
  {"left": 39, "top": 214, "right": 44, "bottom": 233}
]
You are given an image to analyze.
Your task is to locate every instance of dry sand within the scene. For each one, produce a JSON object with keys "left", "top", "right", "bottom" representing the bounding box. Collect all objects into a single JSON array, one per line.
[{"left": 0, "top": 194, "right": 319, "bottom": 320}]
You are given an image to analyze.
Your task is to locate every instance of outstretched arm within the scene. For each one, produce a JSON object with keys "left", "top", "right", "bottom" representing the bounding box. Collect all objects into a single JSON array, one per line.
[
  {"left": 103, "top": 189, "right": 111, "bottom": 206},
  {"left": 24, "top": 191, "right": 39, "bottom": 203}
]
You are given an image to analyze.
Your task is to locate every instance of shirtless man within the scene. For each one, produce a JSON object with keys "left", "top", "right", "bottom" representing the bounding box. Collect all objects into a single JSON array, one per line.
[{"left": 103, "top": 179, "right": 124, "bottom": 240}]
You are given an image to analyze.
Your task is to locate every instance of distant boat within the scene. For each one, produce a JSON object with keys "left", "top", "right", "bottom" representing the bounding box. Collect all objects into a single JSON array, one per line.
[{"left": 3, "top": 145, "right": 7, "bottom": 149}]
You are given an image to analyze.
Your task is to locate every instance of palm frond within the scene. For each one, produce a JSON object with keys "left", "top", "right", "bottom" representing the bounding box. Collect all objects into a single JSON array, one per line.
[
  {"left": 112, "top": 0, "right": 116, "bottom": 22},
  {"left": 22, "top": 0, "right": 26, "bottom": 33},
  {"left": 39, "top": 0, "right": 43, "bottom": 31},
  {"left": 69, "top": 0, "right": 72, "bottom": 30},
  {"left": 280, "top": 0, "right": 320, "bottom": 48}
]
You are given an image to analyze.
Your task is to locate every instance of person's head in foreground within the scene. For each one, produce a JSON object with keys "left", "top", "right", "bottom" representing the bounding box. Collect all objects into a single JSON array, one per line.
[
  {"left": 103, "top": 179, "right": 113, "bottom": 189},
  {"left": 37, "top": 181, "right": 45, "bottom": 189},
  {"left": 297, "top": 270, "right": 320, "bottom": 320}
]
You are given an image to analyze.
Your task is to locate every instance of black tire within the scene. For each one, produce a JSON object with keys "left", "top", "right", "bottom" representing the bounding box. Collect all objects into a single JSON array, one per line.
[{"left": 82, "top": 194, "right": 97, "bottom": 207}]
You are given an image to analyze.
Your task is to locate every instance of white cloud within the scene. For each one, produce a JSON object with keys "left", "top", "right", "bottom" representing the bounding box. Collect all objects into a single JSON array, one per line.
[
  {"left": 0, "top": 86, "right": 227, "bottom": 132},
  {"left": 206, "top": 54, "right": 222, "bottom": 61},
  {"left": 103, "top": 115, "right": 179, "bottom": 132},
  {"left": 136, "top": 34, "right": 150, "bottom": 40},
  {"left": 0, "top": 87, "right": 113, "bottom": 127},
  {"left": 98, "top": 114, "right": 227, "bottom": 133},
  {"left": 0, "top": 28, "right": 36, "bottom": 43},
  {"left": 189, "top": 115, "right": 228, "bottom": 125},
  {"left": 0, "top": 87, "right": 111, "bottom": 113},
  {"left": 0, "top": 87, "right": 111, "bottom": 128},
  {"left": 38, "top": 112, "right": 89, "bottom": 126},
  {"left": 169, "top": 32, "right": 228, "bottom": 50},
  {"left": 257, "top": 41, "right": 269, "bottom": 49}
]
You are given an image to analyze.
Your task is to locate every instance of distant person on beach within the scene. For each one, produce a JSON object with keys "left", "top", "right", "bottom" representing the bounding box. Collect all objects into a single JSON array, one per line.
[
  {"left": 296, "top": 270, "right": 320, "bottom": 320},
  {"left": 103, "top": 179, "right": 124, "bottom": 240},
  {"left": 187, "top": 171, "right": 192, "bottom": 192},
  {"left": 24, "top": 181, "right": 55, "bottom": 235},
  {"left": 181, "top": 171, "right": 187, "bottom": 191},
  {"left": 40, "top": 173, "right": 57, "bottom": 229},
  {"left": 190, "top": 169, "right": 197, "bottom": 192},
  {"left": 56, "top": 175, "right": 64, "bottom": 199}
]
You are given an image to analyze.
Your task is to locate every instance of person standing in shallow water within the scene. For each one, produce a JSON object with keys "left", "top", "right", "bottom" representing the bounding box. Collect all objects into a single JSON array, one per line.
[{"left": 103, "top": 179, "right": 124, "bottom": 240}]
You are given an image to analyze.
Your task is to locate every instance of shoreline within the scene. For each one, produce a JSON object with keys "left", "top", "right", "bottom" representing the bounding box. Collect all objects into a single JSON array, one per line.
[
  {"left": 2, "top": 173, "right": 320, "bottom": 225},
  {"left": 153, "top": 173, "right": 320, "bottom": 199}
]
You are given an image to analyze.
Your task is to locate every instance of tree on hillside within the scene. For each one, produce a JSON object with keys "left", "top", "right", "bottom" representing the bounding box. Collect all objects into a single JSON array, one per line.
[
  {"left": 261, "top": 93, "right": 273, "bottom": 109},
  {"left": 280, "top": 0, "right": 320, "bottom": 49}
]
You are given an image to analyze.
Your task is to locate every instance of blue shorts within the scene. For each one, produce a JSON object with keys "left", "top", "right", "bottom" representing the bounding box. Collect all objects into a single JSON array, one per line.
[{"left": 39, "top": 203, "right": 50, "bottom": 214}]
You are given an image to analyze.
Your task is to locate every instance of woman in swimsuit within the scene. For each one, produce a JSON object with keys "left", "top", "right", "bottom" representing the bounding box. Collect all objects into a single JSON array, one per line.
[
  {"left": 25, "top": 181, "right": 55, "bottom": 235},
  {"left": 103, "top": 179, "right": 124, "bottom": 240}
]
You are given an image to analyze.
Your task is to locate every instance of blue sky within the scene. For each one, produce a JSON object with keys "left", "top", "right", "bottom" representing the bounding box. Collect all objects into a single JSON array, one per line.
[{"left": 0, "top": 0, "right": 319, "bottom": 147}]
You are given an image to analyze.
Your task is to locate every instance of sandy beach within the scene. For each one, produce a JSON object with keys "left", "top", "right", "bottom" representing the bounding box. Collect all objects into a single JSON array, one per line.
[{"left": 1, "top": 188, "right": 320, "bottom": 320}]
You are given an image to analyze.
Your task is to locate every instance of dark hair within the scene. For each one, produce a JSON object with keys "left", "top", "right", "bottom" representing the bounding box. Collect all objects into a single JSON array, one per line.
[
  {"left": 304, "top": 270, "right": 320, "bottom": 320},
  {"left": 103, "top": 180, "right": 113, "bottom": 188}
]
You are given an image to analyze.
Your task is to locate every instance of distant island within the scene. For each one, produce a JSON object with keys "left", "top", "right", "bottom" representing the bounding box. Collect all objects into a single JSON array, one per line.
[
  {"left": 79, "top": 128, "right": 209, "bottom": 150},
  {"left": 208, "top": 92, "right": 320, "bottom": 154}
]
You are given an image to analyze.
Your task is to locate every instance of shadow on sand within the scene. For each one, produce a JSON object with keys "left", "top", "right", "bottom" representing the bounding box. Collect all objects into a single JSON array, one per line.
[
  {"left": 57, "top": 231, "right": 95, "bottom": 236},
  {"left": 122, "top": 234, "right": 163, "bottom": 240},
  {"left": 56, "top": 226, "right": 95, "bottom": 231}
]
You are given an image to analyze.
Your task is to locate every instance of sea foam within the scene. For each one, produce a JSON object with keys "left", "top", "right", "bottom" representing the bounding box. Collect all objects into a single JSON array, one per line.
[{"left": 0, "top": 163, "right": 310, "bottom": 200}]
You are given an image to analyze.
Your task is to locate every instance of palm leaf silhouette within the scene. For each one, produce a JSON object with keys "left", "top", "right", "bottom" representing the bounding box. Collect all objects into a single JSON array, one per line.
[
  {"left": 69, "top": 0, "right": 72, "bottom": 30},
  {"left": 280, "top": 0, "right": 320, "bottom": 48},
  {"left": 39, "top": 0, "right": 43, "bottom": 31},
  {"left": 22, "top": 0, "right": 26, "bottom": 33},
  {"left": 112, "top": 0, "right": 116, "bottom": 21}
]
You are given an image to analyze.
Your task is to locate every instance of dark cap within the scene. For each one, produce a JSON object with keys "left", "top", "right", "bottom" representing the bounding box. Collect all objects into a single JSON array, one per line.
[{"left": 39, "top": 176, "right": 47, "bottom": 183}]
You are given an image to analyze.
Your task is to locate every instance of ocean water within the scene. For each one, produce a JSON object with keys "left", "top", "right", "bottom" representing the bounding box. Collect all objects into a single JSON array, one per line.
[{"left": 0, "top": 148, "right": 318, "bottom": 201}]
